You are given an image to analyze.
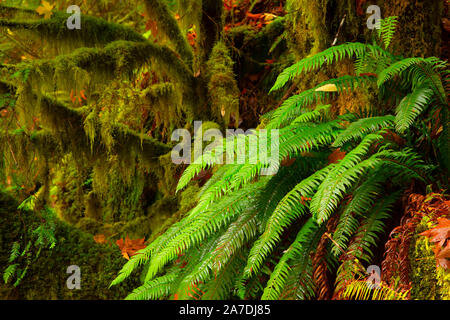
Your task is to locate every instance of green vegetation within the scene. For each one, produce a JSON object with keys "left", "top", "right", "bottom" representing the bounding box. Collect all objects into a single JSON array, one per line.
[{"left": 0, "top": 0, "right": 448, "bottom": 301}]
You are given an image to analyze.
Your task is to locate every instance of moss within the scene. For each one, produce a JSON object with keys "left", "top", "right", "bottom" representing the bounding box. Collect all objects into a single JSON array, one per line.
[
  {"left": 380, "top": 0, "right": 443, "bottom": 57},
  {"left": 16, "top": 39, "right": 193, "bottom": 97},
  {"left": 409, "top": 215, "right": 450, "bottom": 300},
  {"left": 0, "top": 191, "right": 138, "bottom": 300},
  {"left": 206, "top": 41, "right": 240, "bottom": 127},
  {"left": 144, "top": 0, "right": 193, "bottom": 68},
  {"left": 0, "top": 10, "right": 146, "bottom": 53}
]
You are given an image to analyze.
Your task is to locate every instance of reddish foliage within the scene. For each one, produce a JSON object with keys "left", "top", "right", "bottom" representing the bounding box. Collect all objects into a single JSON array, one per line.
[
  {"left": 313, "top": 216, "right": 339, "bottom": 299},
  {"left": 356, "top": 0, "right": 367, "bottom": 16},
  {"left": 382, "top": 192, "right": 450, "bottom": 294},
  {"left": 116, "top": 236, "right": 147, "bottom": 260},
  {"left": 93, "top": 234, "right": 107, "bottom": 244},
  {"left": 420, "top": 217, "right": 450, "bottom": 269},
  {"left": 328, "top": 148, "right": 346, "bottom": 164}
]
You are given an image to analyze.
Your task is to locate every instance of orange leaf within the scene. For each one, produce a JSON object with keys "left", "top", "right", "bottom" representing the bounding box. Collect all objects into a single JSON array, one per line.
[
  {"left": 246, "top": 12, "right": 262, "bottom": 20},
  {"left": 93, "top": 234, "right": 107, "bottom": 244},
  {"left": 80, "top": 90, "right": 87, "bottom": 101},
  {"left": 36, "top": 1, "right": 55, "bottom": 19},
  {"left": 328, "top": 148, "right": 346, "bottom": 164},
  {"left": 116, "top": 236, "right": 147, "bottom": 260},
  {"left": 420, "top": 218, "right": 450, "bottom": 269}
]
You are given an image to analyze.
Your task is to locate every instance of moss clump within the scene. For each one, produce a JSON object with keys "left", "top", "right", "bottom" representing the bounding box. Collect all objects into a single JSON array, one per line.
[
  {"left": 144, "top": 0, "right": 193, "bottom": 67},
  {"left": 409, "top": 215, "right": 450, "bottom": 300},
  {"left": 0, "top": 192, "right": 138, "bottom": 300},
  {"left": 0, "top": 10, "right": 146, "bottom": 54}
]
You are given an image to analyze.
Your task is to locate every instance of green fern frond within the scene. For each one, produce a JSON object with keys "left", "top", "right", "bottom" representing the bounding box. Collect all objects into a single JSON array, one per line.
[
  {"left": 331, "top": 175, "right": 384, "bottom": 256},
  {"left": 347, "top": 192, "right": 399, "bottom": 262},
  {"left": 377, "top": 57, "right": 443, "bottom": 88},
  {"left": 8, "top": 242, "right": 20, "bottom": 263},
  {"left": 270, "top": 43, "right": 388, "bottom": 92},
  {"left": 342, "top": 280, "right": 408, "bottom": 300},
  {"left": 125, "top": 273, "right": 178, "bottom": 300},
  {"left": 394, "top": 86, "right": 434, "bottom": 133},
  {"left": 290, "top": 104, "right": 331, "bottom": 125},
  {"left": 201, "top": 249, "right": 248, "bottom": 300},
  {"left": 311, "top": 133, "right": 385, "bottom": 223},
  {"left": 176, "top": 209, "right": 258, "bottom": 293},
  {"left": 378, "top": 16, "right": 398, "bottom": 49},
  {"left": 145, "top": 179, "right": 268, "bottom": 282},
  {"left": 269, "top": 76, "right": 373, "bottom": 128},
  {"left": 261, "top": 218, "right": 319, "bottom": 300},
  {"left": 278, "top": 115, "right": 354, "bottom": 160},
  {"left": 243, "top": 165, "right": 333, "bottom": 279},
  {"left": 3, "top": 264, "right": 18, "bottom": 284}
]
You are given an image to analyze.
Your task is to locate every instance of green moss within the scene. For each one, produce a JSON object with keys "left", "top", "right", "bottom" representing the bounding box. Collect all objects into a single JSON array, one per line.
[
  {"left": 381, "top": 0, "right": 443, "bottom": 57},
  {"left": 206, "top": 41, "right": 240, "bottom": 128},
  {"left": 0, "top": 192, "right": 138, "bottom": 300},
  {"left": 144, "top": 0, "right": 193, "bottom": 68}
]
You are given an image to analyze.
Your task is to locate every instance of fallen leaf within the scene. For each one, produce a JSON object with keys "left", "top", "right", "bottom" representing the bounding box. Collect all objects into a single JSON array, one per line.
[
  {"left": 315, "top": 84, "right": 340, "bottom": 92},
  {"left": 93, "top": 234, "right": 107, "bottom": 244},
  {"left": 328, "top": 148, "right": 346, "bottom": 164},
  {"left": 116, "top": 236, "right": 147, "bottom": 260},
  {"left": 420, "top": 218, "right": 450, "bottom": 247}
]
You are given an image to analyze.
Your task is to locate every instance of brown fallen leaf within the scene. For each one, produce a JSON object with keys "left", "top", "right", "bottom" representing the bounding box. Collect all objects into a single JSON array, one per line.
[
  {"left": 93, "top": 234, "right": 107, "bottom": 244},
  {"left": 420, "top": 217, "right": 450, "bottom": 269},
  {"left": 116, "top": 236, "right": 147, "bottom": 260},
  {"left": 436, "top": 242, "right": 450, "bottom": 269}
]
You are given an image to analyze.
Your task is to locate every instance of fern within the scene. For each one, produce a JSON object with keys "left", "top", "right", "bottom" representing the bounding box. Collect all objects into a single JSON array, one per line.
[
  {"left": 270, "top": 43, "right": 388, "bottom": 92},
  {"left": 331, "top": 175, "right": 385, "bottom": 256},
  {"left": 115, "top": 17, "right": 448, "bottom": 300},
  {"left": 378, "top": 16, "right": 398, "bottom": 49},
  {"left": 394, "top": 86, "right": 434, "bottom": 133},
  {"left": 125, "top": 273, "right": 178, "bottom": 300},
  {"left": 261, "top": 218, "right": 319, "bottom": 300},
  {"left": 243, "top": 165, "right": 332, "bottom": 279},
  {"left": 342, "top": 280, "right": 408, "bottom": 300},
  {"left": 3, "top": 264, "right": 18, "bottom": 284},
  {"left": 332, "top": 115, "right": 395, "bottom": 147}
]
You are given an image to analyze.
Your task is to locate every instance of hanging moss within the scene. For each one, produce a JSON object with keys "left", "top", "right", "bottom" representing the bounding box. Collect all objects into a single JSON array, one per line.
[
  {"left": 12, "top": 87, "right": 172, "bottom": 163},
  {"left": 0, "top": 8, "right": 146, "bottom": 53},
  {"left": 206, "top": 41, "right": 240, "bottom": 127}
]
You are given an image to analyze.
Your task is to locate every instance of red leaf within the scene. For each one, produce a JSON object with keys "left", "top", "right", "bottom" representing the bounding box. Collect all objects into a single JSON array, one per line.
[{"left": 420, "top": 218, "right": 450, "bottom": 269}]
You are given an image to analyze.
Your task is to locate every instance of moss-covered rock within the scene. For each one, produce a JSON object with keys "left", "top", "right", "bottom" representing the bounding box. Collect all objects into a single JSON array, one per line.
[{"left": 0, "top": 192, "right": 138, "bottom": 300}]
